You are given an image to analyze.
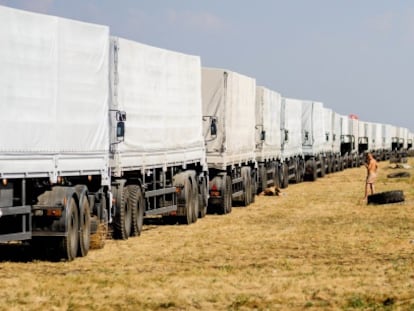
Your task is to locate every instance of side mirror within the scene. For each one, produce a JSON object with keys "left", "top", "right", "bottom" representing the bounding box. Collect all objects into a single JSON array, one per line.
[
  {"left": 284, "top": 130, "right": 289, "bottom": 142},
  {"left": 210, "top": 118, "right": 217, "bottom": 136},
  {"left": 261, "top": 130, "right": 266, "bottom": 141},
  {"left": 116, "top": 111, "right": 126, "bottom": 121},
  {"left": 116, "top": 121, "right": 125, "bottom": 139}
]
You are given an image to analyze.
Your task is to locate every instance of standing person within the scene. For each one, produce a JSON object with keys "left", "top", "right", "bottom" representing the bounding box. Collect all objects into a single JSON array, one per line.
[{"left": 364, "top": 153, "right": 378, "bottom": 200}]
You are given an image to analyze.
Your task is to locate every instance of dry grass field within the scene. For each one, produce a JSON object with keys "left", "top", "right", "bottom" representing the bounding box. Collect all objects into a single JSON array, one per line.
[{"left": 1, "top": 158, "right": 414, "bottom": 311}]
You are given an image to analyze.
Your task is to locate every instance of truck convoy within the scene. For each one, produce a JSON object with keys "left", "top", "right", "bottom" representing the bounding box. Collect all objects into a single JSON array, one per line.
[{"left": 0, "top": 6, "right": 413, "bottom": 261}]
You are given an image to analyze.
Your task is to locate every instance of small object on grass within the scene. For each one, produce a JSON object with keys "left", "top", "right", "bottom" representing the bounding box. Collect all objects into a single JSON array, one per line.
[
  {"left": 387, "top": 172, "right": 411, "bottom": 178},
  {"left": 263, "top": 186, "right": 281, "bottom": 196}
]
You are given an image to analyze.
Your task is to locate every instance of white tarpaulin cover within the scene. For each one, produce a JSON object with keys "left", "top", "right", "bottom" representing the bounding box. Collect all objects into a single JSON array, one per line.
[
  {"left": 382, "top": 124, "right": 393, "bottom": 150},
  {"left": 340, "top": 115, "right": 349, "bottom": 136},
  {"left": 255, "top": 86, "right": 282, "bottom": 161},
  {"left": 371, "top": 123, "right": 382, "bottom": 152},
  {"left": 0, "top": 6, "right": 109, "bottom": 182},
  {"left": 358, "top": 121, "right": 368, "bottom": 138},
  {"left": 365, "top": 122, "right": 373, "bottom": 150},
  {"left": 202, "top": 68, "right": 256, "bottom": 169},
  {"left": 350, "top": 118, "right": 359, "bottom": 141},
  {"left": 301, "top": 101, "right": 327, "bottom": 155},
  {"left": 110, "top": 37, "right": 205, "bottom": 173},
  {"left": 341, "top": 115, "right": 359, "bottom": 138},
  {"left": 281, "top": 98, "right": 303, "bottom": 159},
  {"left": 323, "top": 108, "right": 333, "bottom": 153},
  {"left": 331, "top": 112, "right": 341, "bottom": 153}
]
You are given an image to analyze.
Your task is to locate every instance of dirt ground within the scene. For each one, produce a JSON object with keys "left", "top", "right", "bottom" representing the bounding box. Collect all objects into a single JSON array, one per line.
[{"left": 0, "top": 158, "right": 414, "bottom": 310}]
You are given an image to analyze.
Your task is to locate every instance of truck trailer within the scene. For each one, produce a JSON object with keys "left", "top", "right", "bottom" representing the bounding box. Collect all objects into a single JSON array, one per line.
[
  {"left": 255, "top": 86, "right": 282, "bottom": 192},
  {"left": 202, "top": 68, "right": 257, "bottom": 212},
  {"left": 280, "top": 97, "right": 304, "bottom": 187},
  {"left": 0, "top": 6, "right": 111, "bottom": 260},
  {"left": 0, "top": 6, "right": 208, "bottom": 260},
  {"left": 109, "top": 36, "right": 207, "bottom": 234}
]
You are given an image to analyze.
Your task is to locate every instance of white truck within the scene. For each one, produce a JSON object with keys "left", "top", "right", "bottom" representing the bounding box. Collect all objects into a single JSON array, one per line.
[
  {"left": 280, "top": 97, "right": 304, "bottom": 187},
  {"left": 0, "top": 6, "right": 111, "bottom": 260},
  {"left": 109, "top": 37, "right": 207, "bottom": 235},
  {"left": 0, "top": 6, "right": 208, "bottom": 260},
  {"left": 301, "top": 101, "right": 328, "bottom": 181},
  {"left": 323, "top": 108, "right": 342, "bottom": 173},
  {"left": 202, "top": 68, "right": 257, "bottom": 212},
  {"left": 340, "top": 115, "right": 360, "bottom": 168},
  {"left": 255, "top": 86, "right": 282, "bottom": 192}
]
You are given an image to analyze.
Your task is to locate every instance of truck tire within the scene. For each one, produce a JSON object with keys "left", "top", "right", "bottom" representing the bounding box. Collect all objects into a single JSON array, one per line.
[
  {"left": 78, "top": 195, "right": 91, "bottom": 257},
  {"left": 319, "top": 157, "right": 326, "bottom": 177},
  {"left": 387, "top": 172, "right": 411, "bottom": 179},
  {"left": 296, "top": 159, "right": 304, "bottom": 183},
  {"left": 178, "top": 177, "right": 195, "bottom": 225},
  {"left": 223, "top": 175, "right": 232, "bottom": 214},
  {"left": 259, "top": 165, "right": 267, "bottom": 193},
  {"left": 58, "top": 197, "right": 79, "bottom": 261},
  {"left": 281, "top": 162, "right": 289, "bottom": 188},
  {"left": 367, "top": 190, "right": 405, "bottom": 205},
  {"left": 198, "top": 176, "right": 208, "bottom": 218},
  {"left": 326, "top": 157, "right": 332, "bottom": 174},
  {"left": 273, "top": 164, "right": 280, "bottom": 188},
  {"left": 113, "top": 184, "right": 132, "bottom": 240},
  {"left": 130, "top": 185, "right": 144, "bottom": 236},
  {"left": 191, "top": 176, "right": 199, "bottom": 223},
  {"left": 241, "top": 167, "right": 251, "bottom": 206},
  {"left": 305, "top": 159, "right": 317, "bottom": 182},
  {"left": 251, "top": 169, "right": 257, "bottom": 203},
  {"left": 277, "top": 163, "right": 284, "bottom": 187}
]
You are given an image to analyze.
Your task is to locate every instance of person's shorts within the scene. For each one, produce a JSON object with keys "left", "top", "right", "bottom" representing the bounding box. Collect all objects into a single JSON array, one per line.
[{"left": 366, "top": 173, "right": 376, "bottom": 184}]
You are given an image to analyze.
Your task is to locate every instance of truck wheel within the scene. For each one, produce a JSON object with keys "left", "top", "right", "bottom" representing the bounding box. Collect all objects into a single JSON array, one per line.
[
  {"left": 294, "top": 159, "right": 301, "bottom": 183},
  {"left": 319, "top": 158, "right": 326, "bottom": 177},
  {"left": 251, "top": 169, "right": 257, "bottom": 203},
  {"left": 241, "top": 167, "right": 251, "bottom": 206},
  {"left": 277, "top": 163, "right": 284, "bottom": 187},
  {"left": 305, "top": 159, "right": 317, "bottom": 182},
  {"left": 223, "top": 175, "right": 232, "bottom": 214},
  {"left": 260, "top": 166, "right": 267, "bottom": 193},
  {"left": 281, "top": 162, "right": 289, "bottom": 188},
  {"left": 191, "top": 177, "right": 199, "bottom": 223},
  {"left": 59, "top": 197, "right": 79, "bottom": 261},
  {"left": 130, "top": 185, "right": 145, "bottom": 236},
  {"left": 113, "top": 185, "right": 132, "bottom": 240},
  {"left": 198, "top": 176, "right": 208, "bottom": 218},
  {"left": 273, "top": 164, "right": 280, "bottom": 188},
  {"left": 333, "top": 156, "right": 338, "bottom": 172},
  {"left": 78, "top": 195, "right": 91, "bottom": 257},
  {"left": 367, "top": 190, "right": 405, "bottom": 205},
  {"left": 179, "top": 177, "right": 195, "bottom": 225}
]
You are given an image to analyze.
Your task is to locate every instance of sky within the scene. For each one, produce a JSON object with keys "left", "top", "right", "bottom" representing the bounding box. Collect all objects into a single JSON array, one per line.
[{"left": 1, "top": 0, "right": 413, "bottom": 131}]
